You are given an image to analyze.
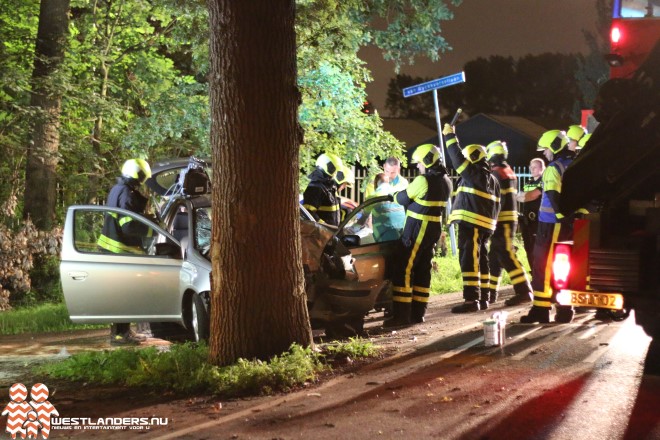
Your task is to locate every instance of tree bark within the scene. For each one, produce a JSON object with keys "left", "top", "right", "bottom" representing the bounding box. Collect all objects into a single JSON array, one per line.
[
  {"left": 207, "top": 0, "right": 312, "bottom": 365},
  {"left": 23, "top": 0, "right": 70, "bottom": 230}
]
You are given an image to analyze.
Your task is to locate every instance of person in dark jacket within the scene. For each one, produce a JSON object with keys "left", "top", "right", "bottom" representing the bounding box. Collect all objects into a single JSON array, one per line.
[
  {"left": 98, "top": 158, "right": 153, "bottom": 344},
  {"left": 484, "top": 141, "right": 533, "bottom": 308},
  {"left": 443, "top": 124, "right": 501, "bottom": 313},
  {"left": 516, "top": 158, "right": 545, "bottom": 269},
  {"left": 303, "top": 153, "right": 344, "bottom": 226},
  {"left": 384, "top": 143, "right": 452, "bottom": 327},
  {"left": 520, "top": 130, "right": 577, "bottom": 324}
]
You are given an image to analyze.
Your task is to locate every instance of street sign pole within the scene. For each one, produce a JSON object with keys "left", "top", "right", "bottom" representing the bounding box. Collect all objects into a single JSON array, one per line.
[{"left": 402, "top": 71, "right": 466, "bottom": 257}]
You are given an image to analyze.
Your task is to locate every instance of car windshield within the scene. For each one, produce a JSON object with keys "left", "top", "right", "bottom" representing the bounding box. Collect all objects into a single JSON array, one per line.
[{"left": 195, "top": 207, "right": 212, "bottom": 256}]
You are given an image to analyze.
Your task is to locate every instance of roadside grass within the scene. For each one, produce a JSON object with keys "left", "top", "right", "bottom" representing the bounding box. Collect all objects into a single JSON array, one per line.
[
  {"left": 0, "top": 303, "right": 105, "bottom": 335},
  {"left": 431, "top": 233, "right": 529, "bottom": 295},
  {"left": 37, "top": 338, "right": 379, "bottom": 397}
]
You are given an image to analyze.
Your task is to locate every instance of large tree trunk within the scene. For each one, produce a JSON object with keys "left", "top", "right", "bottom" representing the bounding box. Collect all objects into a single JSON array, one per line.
[
  {"left": 207, "top": 1, "right": 312, "bottom": 365},
  {"left": 23, "top": 0, "right": 70, "bottom": 230}
]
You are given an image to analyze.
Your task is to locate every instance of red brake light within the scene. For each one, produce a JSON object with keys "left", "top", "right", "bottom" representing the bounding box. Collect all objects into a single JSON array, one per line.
[
  {"left": 552, "top": 243, "right": 572, "bottom": 290},
  {"left": 611, "top": 26, "right": 622, "bottom": 45}
]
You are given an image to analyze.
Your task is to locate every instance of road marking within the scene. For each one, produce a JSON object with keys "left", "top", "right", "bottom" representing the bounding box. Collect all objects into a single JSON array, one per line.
[{"left": 437, "top": 336, "right": 484, "bottom": 359}]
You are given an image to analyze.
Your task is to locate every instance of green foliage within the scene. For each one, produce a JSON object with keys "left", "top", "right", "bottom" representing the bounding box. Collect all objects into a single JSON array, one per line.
[
  {"left": 0, "top": 303, "right": 104, "bottom": 335},
  {"left": 323, "top": 337, "right": 379, "bottom": 358},
  {"left": 23, "top": 255, "right": 63, "bottom": 305}
]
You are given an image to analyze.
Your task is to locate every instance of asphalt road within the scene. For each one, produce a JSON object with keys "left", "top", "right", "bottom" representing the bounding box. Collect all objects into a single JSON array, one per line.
[{"left": 2, "top": 288, "right": 660, "bottom": 439}]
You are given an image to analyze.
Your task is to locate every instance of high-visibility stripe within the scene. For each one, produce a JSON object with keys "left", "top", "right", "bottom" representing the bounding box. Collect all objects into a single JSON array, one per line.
[
  {"left": 462, "top": 272, "right": 480, "bottom": 277},
  {"left": 408, "top": 211, "right": 442, "bottom": 222},
  {"left": 450, "top": 210, "right": 497, "bottom": 229},
  {"left": 414, "top": 199, "right": 447, "bottom": 207},
  {"left": 97, "top": 234, "right": 143, "bottom": 254},
  {"left": 317, "top": 204, "right": 339, "bottom": 212},
  {"left": 511, "top": 274, "right": 528, "bottom": 284},
  {"left": 535, "top": 224, "right": 562, "bottom": 300},
  {"left": 404, "top": 220, "right": 428, "bottom": 288},
  {"left": 500, "top": 187, "right": 517, "bottom": 194},
  {"left": 393, "top": 285, "right": 413, "bottom": 293},
  {"left": 497, "top": 211, "right": 518, "bottom": 222},
  {"left": 456, "top": 186, "right": 500, "bottom": 202},
  {"left": 303, "top": 204, "right": 317, "bottom": 212},
  {"left": 412, "top": 295, "right": 430, "bottom": 303},
  {"left": 446, "top": 138, "right": 458, "bottom": 146},
  {"left": 413, "top": 286, "right": 431, "bottom": 293},
  {"left": 393, "top": 295, "right": 413, "bottom": 303},
  {"left": 504, "top": 223, "right": 526, "bottom": 277},
  {"left": 456, "top": 160, "right": 469, "bottom": 174},
  {"left": 463, "top": 280, "right": 480, "bottom": 287}
]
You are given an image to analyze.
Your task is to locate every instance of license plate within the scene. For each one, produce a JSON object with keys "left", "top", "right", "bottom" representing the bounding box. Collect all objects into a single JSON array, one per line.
[{"left": 556, "top": 290, "right": 623, "bottom": 310}]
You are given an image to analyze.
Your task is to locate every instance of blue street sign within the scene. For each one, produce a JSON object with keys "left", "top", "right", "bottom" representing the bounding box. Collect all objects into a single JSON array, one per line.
[{"left": 402, "top": 71, "right": 466, "bottom": 98}]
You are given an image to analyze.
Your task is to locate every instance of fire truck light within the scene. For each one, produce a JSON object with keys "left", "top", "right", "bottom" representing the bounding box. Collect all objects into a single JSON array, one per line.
[
  {"left": 556, "top": 290, "right": 571, "bottom": 306},
  {"left": 552, "top": 243, "right": 572, "bottom": 290}
]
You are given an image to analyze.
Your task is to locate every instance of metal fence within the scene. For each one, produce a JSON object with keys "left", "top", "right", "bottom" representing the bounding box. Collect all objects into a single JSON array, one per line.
[{"left": 340, "top": 165, "right": 535, "bottom": 206}]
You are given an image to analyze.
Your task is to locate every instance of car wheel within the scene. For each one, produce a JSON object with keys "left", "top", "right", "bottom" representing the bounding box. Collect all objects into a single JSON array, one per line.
[
  {"left": 149, "top": 322, "right": 189, "bottom": 342},
  {"left": 324, "top": 318, "right": 364, "bottom": 339},
  {"left": 190, "top": 294, "right": 210, "bottom": 342}
]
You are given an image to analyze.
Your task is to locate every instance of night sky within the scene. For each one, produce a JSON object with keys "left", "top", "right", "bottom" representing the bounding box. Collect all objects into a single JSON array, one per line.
[{"left": 360, "top": 0, "right": 601, "bottom": 116}]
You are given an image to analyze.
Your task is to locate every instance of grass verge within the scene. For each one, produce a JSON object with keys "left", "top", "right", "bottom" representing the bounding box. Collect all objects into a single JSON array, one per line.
[
  {"left": 0, "top": 303, "right": 105, "bottom": 335},
  {"left": 37, "top": 338, "right": 379, "bottom": 398}
]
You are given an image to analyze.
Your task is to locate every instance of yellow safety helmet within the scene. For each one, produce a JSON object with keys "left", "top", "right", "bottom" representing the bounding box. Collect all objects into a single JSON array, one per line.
[
  {"left": 566, "top": 125, "right": 587, "bottom": 142},
  {"left": 462, "top": 144, "right": 487, "bottom": 164},
  {"left": 316, "top": 153, "right": 343, "bottom": 177},
  {"left": 537, "top": 130, "right": 567, "bottom": 154},
  {"left": 412, "top": 143, "right": 440, "bottom": 167},
  {"left": 577, "top": 133, "right": 592, "bottom": 149},
  {"left": 121, "top": 158, "right": 152, "bottom": 183},
  {"left": 334, "top": 165, "right": 354, "bottom": 187},
  {"left": 486, "top": 140, "right": 508, "bottom": 161}
]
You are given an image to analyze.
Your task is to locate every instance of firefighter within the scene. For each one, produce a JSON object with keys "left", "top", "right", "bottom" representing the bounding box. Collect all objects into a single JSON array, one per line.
[
  {"left": 577, "top": 133, "right": 591, "bottom": 151},
  {"left": 98, "top": 158, "right": 153, "bottom": 344},
  {"left": 484, "top": 141, "right": 533, "bottom": 307},
  {"left": 384, "top": 143, "right": 452, "bottom": 327},
  {"left": 443, "top": 125, "right": 501, "bottom": 313},
  {"left": 516, "top": 158, "right": 545, "bottom": 269},
  {"left": 565, "top": 124, "right": 588, "bottom": 153},
  {"left": 520, "top": 130, "right": 576, "bottom": 324},
  {"left": 303, "top": 153, "right": 344, "bottom": 226}
]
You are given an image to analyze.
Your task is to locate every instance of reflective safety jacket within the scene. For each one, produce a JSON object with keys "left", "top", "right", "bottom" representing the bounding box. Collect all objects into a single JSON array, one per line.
[
  {"left": 303, "top": 168, "right": 341, "bottom": 226},
  {"left": 521, "top": 177, "right": 543, "bottom": 222},
  {"left": 97, "top": 178, "right": 152, "bottom": 254},
  {"left": 538, "top": 154, "right": 574, "bottom": 223},
  {"left": 445, "top": 133, "right": 501, "bottom": 232},
  {"left": 394, "top": 167, "right": 452, "bottom": 244},
  {"left": 491, "top": 162, "right": 518, "bottom": 223}
]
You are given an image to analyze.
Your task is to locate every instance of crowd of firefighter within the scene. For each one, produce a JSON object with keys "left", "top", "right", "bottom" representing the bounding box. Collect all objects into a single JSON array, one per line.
[{"left": 302, "top": 121, "right": 594, "bottom": 327}]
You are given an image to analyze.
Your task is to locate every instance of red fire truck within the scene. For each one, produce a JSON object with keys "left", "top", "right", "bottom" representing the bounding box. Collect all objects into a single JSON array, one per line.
[{"left": 551, "top": 0, "right": 660, "bottom": 336}]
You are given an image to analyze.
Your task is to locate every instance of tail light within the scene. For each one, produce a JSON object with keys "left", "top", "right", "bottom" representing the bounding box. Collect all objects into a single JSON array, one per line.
[
  {"left": 611, "top": 25, "right": 622, "bottom": 46},
  {"left": 552, "top": 243, "right": 572, "bottom": 290}
]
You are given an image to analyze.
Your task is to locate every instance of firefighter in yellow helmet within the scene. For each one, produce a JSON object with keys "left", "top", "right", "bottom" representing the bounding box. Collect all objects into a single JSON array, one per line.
[
  {"left": 98, "top": 158, "right": 153, "bottom": 344},
  {"left": 443, "top": 125, "right": 501, "bottom": 313},
  {"left": 565, "top": 124, "right": 588, "bottom": 153},
  {"left": 520, "top": 130, "right": 577, "bottom": 324},
  {"left": 303, "top": 153, "right": 344, "bottom": 226},
  {"left": 484, "top": 141, "right": 533, "bottom": 308},
  {"left": 384, "top": 143, "right": 452, "bottom": 327}
]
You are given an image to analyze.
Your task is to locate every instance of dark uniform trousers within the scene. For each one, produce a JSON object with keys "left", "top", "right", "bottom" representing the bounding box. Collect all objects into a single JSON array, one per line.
[
  {"left": 392, "top": 216, "right": 442, "bottom": 319},
  {"left": 487, "top": 221, "right": 532, "bottom": 300},
  {"left": 531, "top": 220, "right": 573, "bottom": 308},
  {"left": 457, "top": 224, "right": 491, "bottom": 302},
  {"left": 520, "top": 217, "right": 538, "bottom": 269}
]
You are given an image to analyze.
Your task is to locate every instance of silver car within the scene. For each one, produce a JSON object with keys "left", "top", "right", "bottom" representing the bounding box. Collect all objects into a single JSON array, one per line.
[{"left": 60, "top": 158, "right": 399, "bottom": 341}]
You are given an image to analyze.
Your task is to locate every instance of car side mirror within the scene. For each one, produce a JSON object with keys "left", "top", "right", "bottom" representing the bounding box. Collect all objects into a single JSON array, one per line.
[
  {"left": 341, "top": 234, "right": 360, "bottom": 247},
  {"left": 155, "top": 242, "right": 182, "bottom": 259}
]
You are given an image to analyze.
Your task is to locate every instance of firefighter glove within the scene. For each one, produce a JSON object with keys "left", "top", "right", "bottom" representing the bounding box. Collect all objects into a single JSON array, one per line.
[{"left": 442, "top": 123, "right": 454, "bottom": 135}]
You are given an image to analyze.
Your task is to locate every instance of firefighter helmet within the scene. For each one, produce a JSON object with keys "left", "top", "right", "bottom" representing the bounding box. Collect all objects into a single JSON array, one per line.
[
  {"left": 462, "top": 144, "right": 487, "bottom": 164},
  {"left": 537, "top": 130, "right": 567, "bottom": 154},
  {"left": 335, "top": 165, "right": 354, "bottom": 187},
  {"left": 412, "top": 143, "right": 440, "bottom": 167},
  {"left": 316, "top": 153, "right": 343, "bottom": 177},
  {"left": 486, "top": 140, "right": 508, "bottom": 161},
  {"left": 121, "top": 159, "right": 152, "bottom": 184},
  {"left": 577, "top": 133, "right": 592, "bottom": 149},
  {"left": 566, "top": 125, "right": 587, "bottom": 142}
]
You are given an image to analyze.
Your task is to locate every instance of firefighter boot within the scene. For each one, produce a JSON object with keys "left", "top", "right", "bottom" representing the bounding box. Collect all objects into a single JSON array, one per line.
[
  {"left": 520, "top": 306, "right": 550, "bottom": 324},
  {"left": 489, "top": 290, "right": 499, "bottom": 304},
  {"left": 451, "top": 300, "right": 480, "bottom": 314},
  {"left": 383, "top": 302, "right": 412, "bottom": 328},
  {"left": 411, "top": 301, "right": 427, "bottom": 324},
  {"left": 555, "top": 305, "right": 575, "bottom": 323},
  {"left": 479, "top": 291, "right": 490, "bottom": 310}
]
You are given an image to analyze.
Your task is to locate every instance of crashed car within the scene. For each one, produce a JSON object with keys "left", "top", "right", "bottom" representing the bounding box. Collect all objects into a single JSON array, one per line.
[{"left": 60, "top": 158, "right": 398, "bottom": 341}]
